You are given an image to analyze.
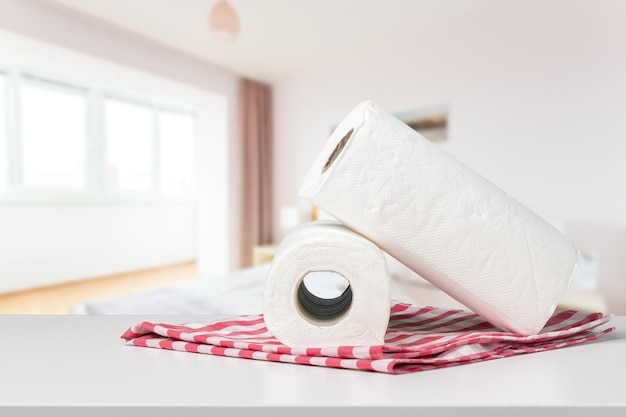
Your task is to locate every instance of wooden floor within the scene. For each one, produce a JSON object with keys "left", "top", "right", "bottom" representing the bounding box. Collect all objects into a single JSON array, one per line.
[{"left": 0, "top": 261, "right": 198, "bottom": 314}]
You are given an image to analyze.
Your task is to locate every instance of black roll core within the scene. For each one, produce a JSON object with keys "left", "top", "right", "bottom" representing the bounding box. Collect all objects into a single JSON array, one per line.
[{"left": 297, "top": 280, "right": 352, "bottom": 322}]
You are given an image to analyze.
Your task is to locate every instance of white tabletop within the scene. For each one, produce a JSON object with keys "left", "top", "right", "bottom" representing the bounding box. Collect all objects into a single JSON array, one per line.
[{"left": 1, "top": 314, "right": 624, "bottom": 415}]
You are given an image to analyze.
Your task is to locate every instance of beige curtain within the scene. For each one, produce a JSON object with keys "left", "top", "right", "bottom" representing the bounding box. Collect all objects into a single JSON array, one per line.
[{"left": 239, "top": 78, "right": 273, "bottom": 267}]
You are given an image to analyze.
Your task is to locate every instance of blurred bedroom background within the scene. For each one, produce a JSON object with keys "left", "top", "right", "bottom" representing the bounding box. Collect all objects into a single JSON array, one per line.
[{"left": 0, "top": 0, "right": 624, "bottom": 316}]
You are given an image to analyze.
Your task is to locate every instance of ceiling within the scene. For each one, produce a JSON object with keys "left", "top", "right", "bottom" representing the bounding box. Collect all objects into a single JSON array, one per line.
[{"left": 41, "top": 0, "right": 489, "bottom": 83}]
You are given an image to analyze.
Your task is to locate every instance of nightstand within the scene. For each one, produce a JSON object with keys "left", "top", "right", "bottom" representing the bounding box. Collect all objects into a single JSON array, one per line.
[
  {"left": 557, "top": 290, "right": 610, "bottom": 314},
  {"left": 252, "top": 244, "right": 278, "bottom": 266}
]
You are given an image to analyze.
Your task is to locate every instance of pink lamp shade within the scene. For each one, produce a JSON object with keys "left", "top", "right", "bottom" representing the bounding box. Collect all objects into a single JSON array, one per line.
[{"left": 208, "top": 0, "right": 240, "bottom": 42}]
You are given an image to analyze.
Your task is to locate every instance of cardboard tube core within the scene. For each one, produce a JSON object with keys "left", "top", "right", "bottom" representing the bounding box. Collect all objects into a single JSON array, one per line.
[{"left": 322, "top": 129, "right": 353, "bottom": 174}]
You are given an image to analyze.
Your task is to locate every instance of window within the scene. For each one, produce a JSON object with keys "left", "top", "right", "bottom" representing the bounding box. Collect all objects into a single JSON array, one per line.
[
  {"left": 159, "top": 110, "right": 195, "bottom": 195},
  {"left": 0, "top": 70, "right": 197, "bottom": 200},
  {"left": 20, "top": 81, "right": 86, "bottom": 189},
  {"left": 105, "top": 98, "right": 153, "bottom": 192},
  {"left": 0, "top": 74, "right": 7, "bottom": 191}
]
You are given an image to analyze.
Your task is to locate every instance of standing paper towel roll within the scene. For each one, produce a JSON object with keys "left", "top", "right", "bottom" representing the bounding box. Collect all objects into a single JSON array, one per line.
[
  {"left": 263, "top": 220, "right": 391, "bottom": 348},
  {"left": 300, "top": 100, "right": 579, "bottom": 335}
]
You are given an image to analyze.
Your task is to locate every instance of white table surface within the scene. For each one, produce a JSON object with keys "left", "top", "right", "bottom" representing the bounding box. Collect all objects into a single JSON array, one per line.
[{"left": 1, "top": 314, "right": 624, "bottom": 415}]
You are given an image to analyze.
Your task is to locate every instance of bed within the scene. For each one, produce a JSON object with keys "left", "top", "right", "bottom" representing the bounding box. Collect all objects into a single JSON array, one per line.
[
  {"left": 71, "top": 218, "right": 622, "bottom": 316},
  {"left": 70, "top": 253, "right": 468, "bottom": 315}
]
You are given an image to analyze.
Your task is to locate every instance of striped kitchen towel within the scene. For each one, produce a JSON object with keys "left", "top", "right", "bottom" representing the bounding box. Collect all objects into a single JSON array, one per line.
[{"left": 121, "top": 301, "right": 614, "bottom": 374}]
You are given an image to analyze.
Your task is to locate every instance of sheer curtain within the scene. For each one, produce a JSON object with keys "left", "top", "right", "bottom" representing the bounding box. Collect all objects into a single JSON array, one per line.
[{"left": 239, "top": 78, "right": 273, "bottom": 267}]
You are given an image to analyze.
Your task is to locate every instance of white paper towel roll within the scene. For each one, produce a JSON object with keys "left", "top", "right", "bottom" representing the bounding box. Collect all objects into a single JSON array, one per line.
[
  {"left": 300, "top": 100, "right": 579, "bottom": 335},
  {"left": 263, "top": 220, "right": 391, "bottom": 348}
]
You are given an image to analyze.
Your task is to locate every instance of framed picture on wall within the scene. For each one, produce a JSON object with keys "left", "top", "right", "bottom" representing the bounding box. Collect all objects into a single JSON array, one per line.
[
  {"left": 330, "top": 104, "right": 450, "bottom": 142},
  {"left": 394, "top": 104, "right": 449, "bottom": 142}
]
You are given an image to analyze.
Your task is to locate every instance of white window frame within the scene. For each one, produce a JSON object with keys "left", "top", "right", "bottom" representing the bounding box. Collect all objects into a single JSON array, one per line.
[
  {"left": 156, "top": 106, "right": 197, "bottom": 196},
  {"left": 4, "top": 68, "right": 20, "bottom": 194},
  {"left": 0, "top": 70, "right": 9, "bottom": 191},
  {"left": 0, "top": 68, "right": 198, "bottom": 203},
  {"left": 18, "top": 73, "right": 90, "bottom": 195},
  {"left": 102, "top": 93, "right": 157, "bottom": 198}
]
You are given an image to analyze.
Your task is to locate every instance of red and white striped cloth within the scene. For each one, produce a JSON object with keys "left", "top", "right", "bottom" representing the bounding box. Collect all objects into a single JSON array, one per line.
[{"left": 121, "top": 301, "right": 614, "bottom": 374}]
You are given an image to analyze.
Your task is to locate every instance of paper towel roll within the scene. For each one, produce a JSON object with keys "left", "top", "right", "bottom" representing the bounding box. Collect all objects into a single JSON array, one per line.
[
  {"left": 300, "top": 100, "right": 579, "bottom": 335},
  {"left": 263, "top": 220, "right": 391, "bottom": 348}
]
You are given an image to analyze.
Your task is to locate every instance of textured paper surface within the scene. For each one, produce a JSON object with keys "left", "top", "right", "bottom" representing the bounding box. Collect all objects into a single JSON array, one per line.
[
  {"left": 263, "top": 220, "right": 391, "bottom": 348},
  {"left": 300, "top": 100, "right": 579, "bottom": 335}
]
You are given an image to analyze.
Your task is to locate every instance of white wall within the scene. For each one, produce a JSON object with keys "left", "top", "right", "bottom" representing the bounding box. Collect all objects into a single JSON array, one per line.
[
  {"left": 0, "top": 0, "right": 241, "bottom": 292},
  {"left": 273, "top": 0, "right": 626, "bottom": 311},
  {"left": 275, "top": 0, "right": 626, "bottom": 235},
  {"left": 0, "top": 203, "right": 197, "bottom": 293}
]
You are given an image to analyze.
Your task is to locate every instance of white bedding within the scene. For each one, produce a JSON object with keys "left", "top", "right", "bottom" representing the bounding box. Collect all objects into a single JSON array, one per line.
[
  {"left": 71, "top": 256, "right": 459, "bottom": 315},
  {"left": 72, "top": 265, "right": 270, "bottom": 315},
  {"left": 70, "top": 217, "right": 619, "bottom": 315}
]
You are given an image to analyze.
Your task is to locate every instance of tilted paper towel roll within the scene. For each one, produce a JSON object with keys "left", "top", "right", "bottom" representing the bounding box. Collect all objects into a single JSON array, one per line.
[
  {"left": 300, "top": 100, "right": 579, "bottom": 335},
  {"left": 263, "top": 220, "right": 391, "bottom": 348}
]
